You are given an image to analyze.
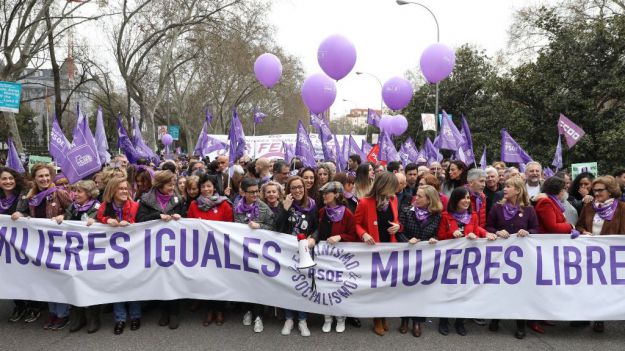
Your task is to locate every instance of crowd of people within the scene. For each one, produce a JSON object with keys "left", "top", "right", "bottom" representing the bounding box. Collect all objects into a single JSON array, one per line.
[{"left": 2, "top": 152, "right": 625, "bottom": 339}]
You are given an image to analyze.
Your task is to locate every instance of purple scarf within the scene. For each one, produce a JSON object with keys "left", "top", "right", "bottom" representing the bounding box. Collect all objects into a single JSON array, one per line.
[
  {"left": 196, "top": 194, "right": 228, "bottom": 212},
  {"left": 451, "top": 210, "right": 471, "bottom": 225},
  {"left": 74, "top": 199, "right": 96, "bottom": 212},
  {"left": 414, "top": 206, "right": 430, "bottom": 223},
  {"left": 471, "top": 192, "right": 482, "bottom": 213},
  {"left": 293, "top": 198, "right": 316, "bottom": 213},
  {"left": 344, "top": 191, "right": 354, "bottom": 199},
  {"left": 0, "top": 194, "right": 17, "bottom": 214},
  {"left": 112, "top": 201, "right": 124, "bottom": 221},
  {"left": 235, "top": 200, "right": 260, "bottom": 221},
  {"left": 503, "top": 202, "right": 520, "bottom": 221},
  {"left": 548, "top": 194, "right": 565, "bottom": 213},
  {"left": 28, "top": 186, "right": 58, "bottom": 207},
  {"left": 325, "top": 205, "right": 345, "bottom": 223},
  {"left": 155, "top": 190, "right": 172, "bottom": 210},
  {"left": 593, "top": 199, "right": 619, "bottom": 221}
]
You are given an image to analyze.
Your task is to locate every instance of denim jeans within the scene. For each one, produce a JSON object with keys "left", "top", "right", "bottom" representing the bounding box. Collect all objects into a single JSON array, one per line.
[
  {"left": 48, "top": 302, "right": 70, "bottom": 318},
  {"left": 113, "top": 302, "right": 141, "bottom": 322},
  {"left": 284, "top": 309, "right": 307, "bottom": 321}
]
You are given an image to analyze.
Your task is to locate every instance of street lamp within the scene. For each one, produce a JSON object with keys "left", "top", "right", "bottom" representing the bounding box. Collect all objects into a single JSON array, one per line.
[
  {"left": 355, "top": 71, "right": 384, "bottom": 143},
  {"left": 395, "top": 0, "right": 441, "bottom": 127}
]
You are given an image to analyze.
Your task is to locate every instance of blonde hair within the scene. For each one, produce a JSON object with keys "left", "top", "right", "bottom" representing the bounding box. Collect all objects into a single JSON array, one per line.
[
  {"left": 418, "top": 185, "right": 443, "bottom": 214},
  {"left": 500, "top": 177, "right": 530, "bottom": 207},
  {"left": 592, "top": 176, "right": 621, "bottom": 199},
  {"left": 74, "top": 180, "right": 99, "bottom": 199},
  {"left": 153, "top": 170, "right": 176, "bottom": 190},
  {"left": 366, "top": 172, "right": 398, "bottom": 206},
  {"left": 261, "top": 181, "right": 285, "bottom": 202},
  {"left": 103, "top": 177, "right": 129, "bottom": 203},
  {"left": 27, "top": 163, "right": 57, "bottom": 198}
]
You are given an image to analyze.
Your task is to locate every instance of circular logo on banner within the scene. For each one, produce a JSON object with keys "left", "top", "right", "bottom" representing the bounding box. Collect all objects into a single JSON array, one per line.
[{"left": 289, "top": 243, "right": 361, "bottom": 306}]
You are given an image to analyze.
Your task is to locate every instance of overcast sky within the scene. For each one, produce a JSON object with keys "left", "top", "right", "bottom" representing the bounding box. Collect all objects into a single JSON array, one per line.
[{"left": 269, "top": 0, "right": 545, "bottom": 117}]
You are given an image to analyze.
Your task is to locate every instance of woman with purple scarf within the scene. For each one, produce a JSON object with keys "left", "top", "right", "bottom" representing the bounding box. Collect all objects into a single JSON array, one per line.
[
  {"left": 576, "top": 176, "right": 625, "bottom": 333},
  {"left": 234, "top": 178, "right": 275, "bottom": 333},
  {"left": 260, "top": 180, "right": 284, "bottom": 215},
  {"left": 486, "top": 177, "right": 539, "bottom": 339},
  {"left": 275, "top": 176, "right": 319, "bottom": 337},
  {"left": 136, "top": 170, "right": 184, "bottom": 329},
  {"left": 11, "top": 164, "right": 71, "bottom": 329}
]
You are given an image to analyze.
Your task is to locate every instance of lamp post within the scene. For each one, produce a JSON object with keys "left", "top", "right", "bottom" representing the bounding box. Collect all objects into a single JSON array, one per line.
[
  {"left": 355, "top": 71, "right": 383, "bottom": 143},
  {"left": 395, "top": 0, "right": 441, "bottom": 125}
]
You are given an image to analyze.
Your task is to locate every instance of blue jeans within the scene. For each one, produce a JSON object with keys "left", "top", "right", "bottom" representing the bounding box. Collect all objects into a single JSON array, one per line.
[
  {"left": 113, "top": 302, "right": 141, "bottom": 322},
  {"left": 284, "top": 309, "right": 307, "bottom": 321},
  {"left": 48, "top": 303, "right": 70, "bottom": 318}
]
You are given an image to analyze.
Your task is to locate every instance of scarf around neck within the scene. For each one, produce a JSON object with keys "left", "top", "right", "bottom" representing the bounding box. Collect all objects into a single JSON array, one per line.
[
  {"left": 593, "top": 198, "right": 618, "bottom": 221},
  {"left": 196, "top": 194, "right": 229, "bottom": 212},
  {"left": 0, "top": 194, "right": 17, "bottom": 213},
  {"left": 325, "top": 205, "right": 345, "bottom": 223},
  {"left": 235, "top": 199, "right": 260, "bottom": 221},
  {"left": 73, "top": 199, "right": 96, "bottom": 213},
  {"left": 413, "top": 206, "right": 430, "bottom": 223},
  {"left": 293, "top": 197, "right": 316, "bottom": 213},
  {"left": 155, "top": 190, "right": 172, "bottom": 210},
  {"left": 112, "top": 201, "right": 124, "bottom": 221},
  {"left": 451, "top": 210, "right": 471, "bottom": 225},
  {"left": 29, "top": 186, "right": 58, "bottom": 207},
  {"left": 503, "top": 202, "right": 520, "bottom": 221},
  {"left": 548, "top": 194, "right": 565, "bottom": 213}
]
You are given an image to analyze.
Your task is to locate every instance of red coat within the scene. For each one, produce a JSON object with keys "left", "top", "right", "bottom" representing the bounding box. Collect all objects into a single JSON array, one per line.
[
  {"left": 186, "top": 200, "right": 233, "bottom": 222},
  {"left": 440, "top": 193, "right": 449, "bottom": 211},
  {"left": 535, "top": 197, "right": 572, "bottom": 234},
  {"left": 97, "top": 200, "right": 139, "bottom": 224},
  {"left": 354, "top": 196, "right": 398, "bottom": 243},
  {"left": 470, "top": 192, "right": 487, "bottom": 229},
  {"left": 318, "top": 207, "right": 359, "bottom": 242},
  {"left": 438, "top": 211, "right": 487, "bottom": 240}
]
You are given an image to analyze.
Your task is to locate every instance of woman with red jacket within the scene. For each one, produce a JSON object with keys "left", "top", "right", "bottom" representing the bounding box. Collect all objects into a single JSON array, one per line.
[
  {"left": 95, "top": 176, "right": 140, "bottom": 335},
  {"left": 534, "top": 176, "right": 574, "bottom": 234},
  {"left": 318, "top": 181, "right": 358, "bottom": 334},
  {"left": 437, "top": 187, "right": 496, "bottom": 337},
  {"left": 354, "top": 172, "right": 400, "bottom": 336}
]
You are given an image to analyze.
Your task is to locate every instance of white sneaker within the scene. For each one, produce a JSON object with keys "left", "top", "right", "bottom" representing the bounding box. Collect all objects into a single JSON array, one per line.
[
  {"left": 322, "top": 315, "right": 333, "bottom": 333},
  {"left": 298, "top": 319, "right": 311, "bottom": 337},
  {"left": 253, "top": 317, "right": 264, "bottom": 333},
  {"left": 242, "top": 311, "right": 252, "bottom": 326},
  {"left": 281, "top": 319, "right": 294, "bottom": 335},
  {"left": 335, "top": 316, "right": 346, "bottom": 333}
]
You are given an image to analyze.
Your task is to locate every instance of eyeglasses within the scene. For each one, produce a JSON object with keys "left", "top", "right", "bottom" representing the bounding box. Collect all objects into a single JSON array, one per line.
[
  {"left": 245, "top": 189, "right": 260, "bottom": 194},
  {"left": 289, "top": 185, "right": 304, "bottom": 191},
  {"left": 593, "top": 188, "right": 607, "bottom": 194}
]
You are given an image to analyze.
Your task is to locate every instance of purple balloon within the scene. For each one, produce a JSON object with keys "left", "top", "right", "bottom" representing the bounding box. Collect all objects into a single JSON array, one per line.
[
  {"left": 254, "top": 53, "right": 283, "bottom": 88},
  {"left": 420, "top": 43, "right": 456, "bottom": 84},
  {"left": 382, "top": 77, "right": 413, "bottom": 111},
  {"left": 317, "top": 34, "right": 357, "bottom": 81},
  {"left": 379, "top": 114, "right": 393, "bottom": 134},
  {"left": 301, "top": 73, "right": 337, "bottom": 114},
  {"left": 161, "top": 133, "right": 173, "bottom": 146},
  {"left": 391, "top": 114, "right": 408, "bottom": 136}
]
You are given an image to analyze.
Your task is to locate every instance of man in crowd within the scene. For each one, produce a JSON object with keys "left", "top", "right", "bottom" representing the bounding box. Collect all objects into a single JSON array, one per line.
[
  {"left": 429, "top": 161, "right": 444, "bottom": 182},
  {"left": 215, "top": 155, "right": 230, "bottom": 195},
  {"left": 467, "top": 168, "right": 487, "bottom": 229},
  {"left": 347, "top": 154, "right": 361, "bottom": 173},
  {"left": 525, "top": 161, "right": 543, "bottom": 198},
  {"left": 404, "top": 163, "right": 419, "bottom": 199},
  {"left": 613, "top": 169, "right": 625, "bottom": 202},
  {"left": 394, "top": 172, "right": 411, "bottom": 211},
  {"left": 271, "top": 160, "right": 290, "bottom": 186},
  {"left": 112, "top": 154, "right": 129, "bottom": 171},
  {"left": 484, "top": 166, "right": 503, "bottom": 214},
  {"left": 387, "top": 161, "right": 403, "bottom": 174}
]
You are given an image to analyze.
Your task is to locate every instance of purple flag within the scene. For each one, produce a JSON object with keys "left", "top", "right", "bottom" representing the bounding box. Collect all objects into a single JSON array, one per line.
[
  {"left": 310, "top": 114, "right": 332, "bottom": 142},
  {"left": 131, "top": 116, "right": 159, "bottom": 163},
  {"left": 558, "top": 113, "right": 585, "bottom": 148},
  {"left": 552, "top": 135, "right": 563, "bottom": 170},
  {"left": 49, "top": 115, "right": 70, "bottom": 164},
  {"left": 378, "top": 132, "right": 399, "bottom": 163},
  {"left": 342, "top": 136, "right": 349, "bottom": 163},
  {"left": 333, "top": 134, "right": 345, "bottom": 173},
  {"left": 205, "top": 108, "right": 213, "bottom": 126},
  {"left": 349, "top": 135, "right": 366, "bottom": 160},
  {"left": 438, "top": 110, "right": 465, "bottom": 151},
  {"left": 94, "top": 106, "right": 111, "bottom": 165},
  {"left": 117, "top": 116, "right": 142, "bottom": 164},
  {"left": 321, "top": 134, "right": 335, "bottom": 161},
  {"left": 401, "top": 137, "right": 419, "bottom": 164},
  {"left": 283, "top": 141, "right": 295, "bottom": 164},
  {"left": 228, "top": 108, "right": 246, "bottom": 166},
  {"left": 501, "top": 129, "right": 533, "bottom": 164},
  {"left": 6, "top": 137, "right": 24, "bottom": 173},
  {"left": 479, "top": 146, "right": 487, "bottom": 170},
  {"left": 193, "top": 122, "right": 207, "bottom": 156},
  {"left": 416, "top": 149, "right": 427, "bottom": 164},
  {"left": 424, "top": 137, "right": 442, "bottom": 164},
  {"left": 398, "top": 144, "right": 410, "bottom": 166},
  {"left": 253, "top": 109, "right": 267, "bottom": 124},
  {"left": 433, "top": 135, "right": 440, "bottom": 148},
  {"left": 460, "top": 115, "right": 475, "bottom": 165},
  {"left": 544, "top": 167, "right": 554, "bottom": 179},
  {"left": 361, "top": 139, "right": 372, "bottom": 155},
  {"left": 367, "top": 108, "right": 381, "bottom": 128},
  {"left": 295, "top": 120, "right": 316, "bottom": 168},
  {"left": 65, "top": 106, "right": 102, "bottom": 183}
]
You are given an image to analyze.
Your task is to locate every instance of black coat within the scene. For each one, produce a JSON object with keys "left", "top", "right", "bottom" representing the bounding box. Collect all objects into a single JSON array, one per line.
[
  {"left": 274, "top": 202, "right": 319, "bottom": 241},
  {"left": 136, "top": 189, "right": 184, "bottom": 223},
  {"left": 397, "top": 207, "right": 441, "bottom": 242}
]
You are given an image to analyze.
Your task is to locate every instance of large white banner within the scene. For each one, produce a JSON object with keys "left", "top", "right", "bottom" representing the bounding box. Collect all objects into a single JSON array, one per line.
[{"left": 2, "top": 215, "right": 625, "bottom": 320}]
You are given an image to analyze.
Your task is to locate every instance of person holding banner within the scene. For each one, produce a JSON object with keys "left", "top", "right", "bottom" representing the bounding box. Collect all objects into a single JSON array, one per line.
[
  {"left": 275, "top": 176, "right": 319, "bottom": 337},
  {"left": 354, "top": 172, "right": 400, "bottom": 336},
  {"left": 186, "top": 173, "right": 232, "bottom": 328},
  {"left": 96, "top": 176, "right": 140, "bottom": 335},
  {"left": 535, "top": 176, "right": 575, "bottom": 235},
  {"left": 318, "top": 181, "right": 358, "bottom": 334},
  {"left": 260, "top": 181, "right": 284, "bottom": 215},
  {"left": 12, "top": 164, "right": 71, "bottom": 329},
  {"left": 575, "top": 176, "right": 625, "bottom": 333},
  {"left": 437, "top": 187, "right": 496, "bottom": 336},
  {"left": 485, "top": 177, "right": 539, "bottom": 339},
  {"left": 466, "top": 169, "right": 488, "bottom": 229},
  {"left": 136, "top": 170, "right": 184, "bottom": 330},
  {"left": 397, "top": 185, "right": 443, "bottom": 337},
  {"left": 442, "top": 160, "right": 468, "bottom": 196}
]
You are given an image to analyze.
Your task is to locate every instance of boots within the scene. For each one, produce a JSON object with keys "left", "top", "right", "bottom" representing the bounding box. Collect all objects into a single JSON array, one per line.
[
  {"left": 68, "top": 307, "right": 86, "bottom": 333},
  {"left": 85, "top": 305, "right": 101, "bottom": 334},
  {"left": 373, "top": 318, "right": 385, "bottom": 336},
  {"left": 399, "top": 318, "right": 409, "bottom": 334},
  {"left": 381, "top": 318, "right": 389, "bottom": 331},
  {"left": 322, "top": 315, "right": 333, "bottom": 333}
]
